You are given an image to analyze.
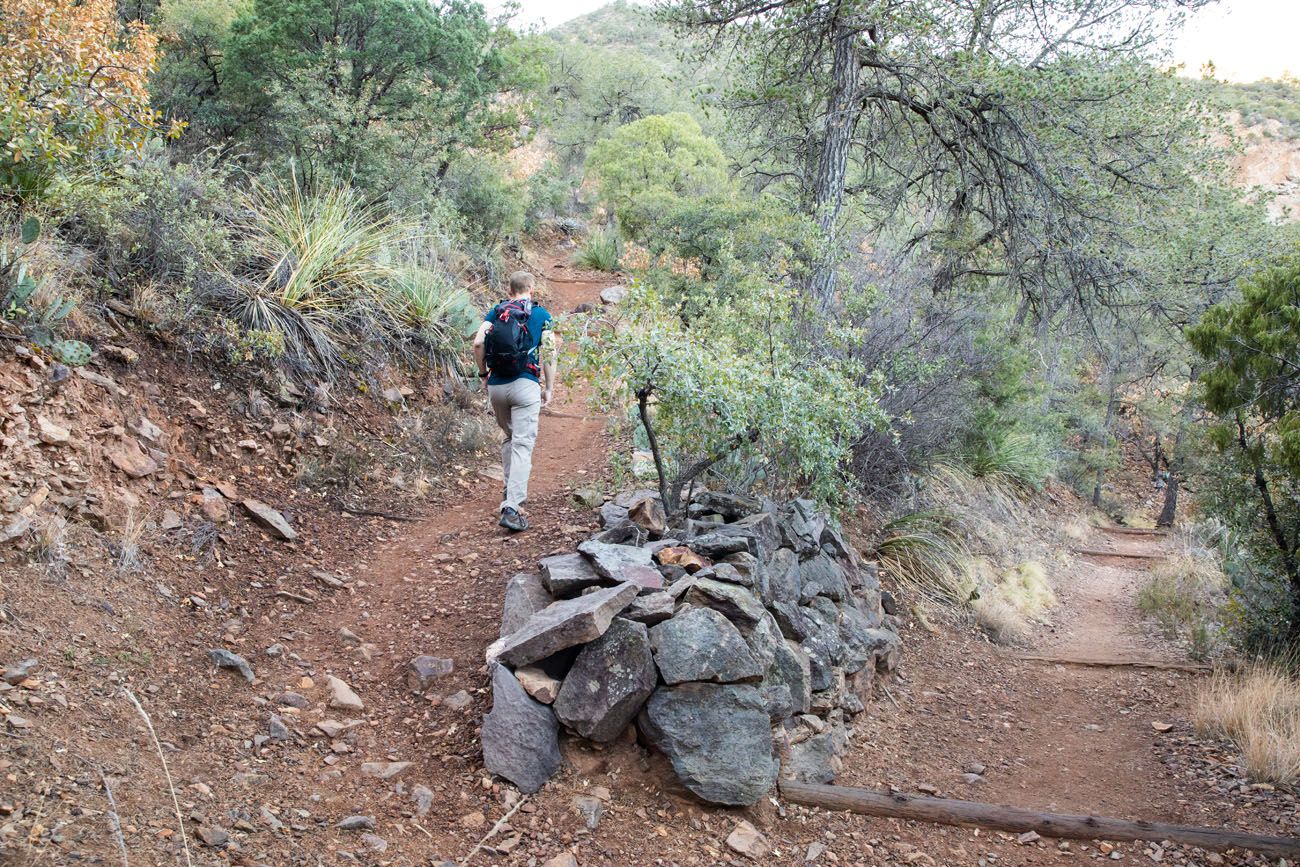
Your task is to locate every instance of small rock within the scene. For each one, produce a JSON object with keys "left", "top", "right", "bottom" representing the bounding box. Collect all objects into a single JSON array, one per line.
[
  {"left": 599, "top": 285, "right": 628, "bottom": 304},
  {"left": 360, "top": 761, "right": 412, "bottom": 780},
  {"left": 443, "top": 689, "right": 472, "bottom": 710},
  {"left": 337, "top": 626, "right": 361, "bottom": 644},
  {"left": 36, "top": 416, "right": 70, "bottom": 445},
  {"left": 572, "top": 794, "right": 605, "bottom": 829},
  {"left": 267, "top": 714, "right": 291, "bottom": 742},
  {"left": 275, "top": 692, "right": 309, "bottom": 709},
  {"left": 160, "top": 510, "right": 182, "bottom": 530},
  {"left": 361, "top": 833, "right": 388, "bottom": 852},
  {"left": 502, "top": 572, "right": 555, "bottom": 635},
  {"left": 543, "top": 854, "right": 579, "bottom": 867},
  {"left": 195, "top": 825, "right": 229, "bottom": 848},
  {"left": 200, "top": 487, "right": 229, "bottom": 522},
  {"left": 242, "top": 498, "right": 296, "bottom": 540},
  {"left": 207, "top": 648, "right": 255, "bottom": 683},
  {"left": 337, "top": 815, "right": 375, "bottom": 831},
  {"left": 107, "top": 436, "right": 158, "bottom": 478},
  {"left": 1017, "top": 831, "right": 1042, "bottom": 845},
  {"left": 726, "top": 820, "right": 770, "bottom": 859},
  {"left": 515, "top": 665, "right": 562, "bottom": 704},
  {"left": 411, "top": 784, "right": 434, "bottom": 816},
  {"left": 3, "top": 659, "right": 37, "bottom": 685},
  {"left": 572, "top": 488, "right": 604, "bottom": 509},
  {"left": 406, "top": 655, "right": 454, "bottom": 692},
  {"left": 806, "top": 841, "right": 827, "bottom": 862},
  {"left": 459, "top": 811, "right": 486, "bottom": 829},
  {"left": 326, "top": 675, "right": 364, "bottom": 711}
]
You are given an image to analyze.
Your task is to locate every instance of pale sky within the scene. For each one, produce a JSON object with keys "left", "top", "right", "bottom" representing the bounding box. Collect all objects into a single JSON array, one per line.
[{"left": 497, "top": 0, "right": 1299, "bottom": 83}]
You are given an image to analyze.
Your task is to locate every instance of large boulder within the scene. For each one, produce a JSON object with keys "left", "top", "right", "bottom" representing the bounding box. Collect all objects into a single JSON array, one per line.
[
  {"left": 482, "top": 665, "right": 561, "bottom": 793},
  {"left": 540, "top": 553, "right": 605, "bottom": 598},
  {"left": 648, "top": 607, "right": 762, "bottom": 685},
  {"left": 838, "top": 603, "right": 882, "bottom": 674},
  {"left": 501, "top": 573, "right": 553, "bottom": 637},
  {"left": 769, "top": 601, "right": 812, "bottom": 641},
  {"left": 638, "top": 683, "right": 778, "bottom": 806},
  {"left": 622, "top": 591, "right": 675, "bottom": 625},
  {"left": 496, "top": 583, "right": 639, "bottom": 668},
  {"left": 555, "top": 619, "right": 657, "bottom": 742}
]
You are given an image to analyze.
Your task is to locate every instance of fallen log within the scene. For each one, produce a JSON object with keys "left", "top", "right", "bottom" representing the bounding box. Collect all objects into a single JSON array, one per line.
[
  {"left": 778, "top": 782, "right": 1300, "bottom": 859},
  {"left": 1099, "top": 526, "right": 1167, "bottom": 537},
  {"left": 1005, "top": 653, "right": 1209, "bottom": 673},
  {"left": 1072, "top": 548, "right": 1163, "bottom": 561}
]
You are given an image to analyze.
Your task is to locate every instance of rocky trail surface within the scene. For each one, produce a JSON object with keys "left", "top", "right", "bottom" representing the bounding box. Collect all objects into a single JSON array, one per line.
[{"left": 1, "top": 246, "right": 1295, "bottom": 865}]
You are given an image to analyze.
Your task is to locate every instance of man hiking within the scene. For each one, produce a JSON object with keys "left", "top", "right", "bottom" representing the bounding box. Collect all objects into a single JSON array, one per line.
[{"left": 474, "top": 271, "right": 556, "bottom": 532}]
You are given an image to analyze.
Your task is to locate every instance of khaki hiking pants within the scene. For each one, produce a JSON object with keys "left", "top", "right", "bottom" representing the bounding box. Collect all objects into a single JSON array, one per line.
[{"left": 488, "top": 379, "right": 542, "bottom": 512}]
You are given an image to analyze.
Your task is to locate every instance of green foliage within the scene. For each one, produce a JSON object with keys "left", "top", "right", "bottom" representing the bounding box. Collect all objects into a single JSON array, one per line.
[
  {"left": 573, "top": 275, "right": 884, "bottom": 511},
  {"left": 574, "top": 228, "right": 621, "bottom": 271},
  {"left": 1189, "top": 251, "right": 1300, "bottom": 646},
  {"left": 440, "top": 155, "right": 527, "bottom": 252},
  {"left": 585, "top": 113, "right": 728, "bottom": 231},
  {"left": 1197, "top": 76, "right": 1300, "bottom": 140}
]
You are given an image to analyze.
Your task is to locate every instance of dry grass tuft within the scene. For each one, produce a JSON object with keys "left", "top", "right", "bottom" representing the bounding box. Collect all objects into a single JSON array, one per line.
[
  {"left": 970, "top": 558, "right": 1056, "bottom": 645},
  {"left": 1135, "top": 552, "right": 1227, "bottom": 658},
  {"left": 1193, "top": 661, "right": 1300, "bottom": 785}
]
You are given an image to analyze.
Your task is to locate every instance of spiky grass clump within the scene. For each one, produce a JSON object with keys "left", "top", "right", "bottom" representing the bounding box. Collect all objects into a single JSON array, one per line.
[
  {"left": 574, "top": 227, "right": 621, "bottom": 272},
  {"left": 875, "top": 509, "right": 972, "bottom": 604},
  {"left": 220, "top": 178, "right": 408, "bottom": 373},
  {"left": 960, "top": 432, "right": 1050, "bottom": 491},
  {"left": 382, "top": 266, "right": 480, "bottom": 375},
  {"left": 1194, "top": 660, "right": 1300, "bottom": 785}
]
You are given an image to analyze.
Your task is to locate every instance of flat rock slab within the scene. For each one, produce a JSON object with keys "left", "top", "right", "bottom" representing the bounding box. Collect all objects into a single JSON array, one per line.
[
  {"left": 577, "top": 540, "right": 655, "bottom": 582},
  {"left": 502, "top": 572, "right": 554, "bottom": 636},
  {"left": 540, "top": 553, "right": 605, "bottom": 598},
  {"left": 483, "top": 664, "right": 561, "bottom": 793},
  {"left": 682, "top": 577, "right": 767, "bottom": 625},
  {"left": 497, "top": 583, "right": 639, "bottom": 668},
  {"left": 242, "top": 499, "right": 297, "bottom": 541},
  {"left": 649, "top": 607, "right": 762, "bottom": 685},
  {"left": 639, "top": 682, "right": 778, "bottom": 806},
  {"left": 555, "top": 618, "right": 657, "bottom": 742},
  {"left": 515, "top": 665, "right": 562, "bottom": 704},
  {"left": 622, "top": 591, "right": 675, "bottom": 625},
  {"left": 326, "top": 675, "right": 364, "bottom": 711}
]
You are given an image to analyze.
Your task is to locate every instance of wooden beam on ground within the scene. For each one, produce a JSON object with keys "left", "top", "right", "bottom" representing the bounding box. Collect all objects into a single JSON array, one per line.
[
  {"left": 778, "top": 782, "right": 1300, "bottom": 859},
  {"left": 1099, "top": 526, "right": 1168, "bottom": 537},
  {"left": 1004, "top": 653, "right": 1209, "bottom": 673},
  {"left": 1071, "top": 548, "right": 1163, "bottom": 561}
]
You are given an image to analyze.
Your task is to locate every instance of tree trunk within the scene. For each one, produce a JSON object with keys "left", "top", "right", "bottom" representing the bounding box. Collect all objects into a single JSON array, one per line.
[
  {"left": 1155, "top": 475, "right": 1179, "bottom": 528},
  {"left": 806, "top": 22, "right": 862, "bottom": 310}
]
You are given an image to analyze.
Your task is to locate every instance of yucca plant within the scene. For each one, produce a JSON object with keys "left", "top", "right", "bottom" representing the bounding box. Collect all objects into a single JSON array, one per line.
[
  {"left": 875, "top": 509, "right": 972, "bottom": 604},
  {"left": 220, "top": 178, "right": 408, "bottom": 374},
  {"left": 381, "top": 266, "right": 480, "bottom": 375},
  {"left": 574, "top": 227, "right": 622, "bottom": 272},
  {"left": 961, "top": 432, "right": 1049, "bottom": 491}
]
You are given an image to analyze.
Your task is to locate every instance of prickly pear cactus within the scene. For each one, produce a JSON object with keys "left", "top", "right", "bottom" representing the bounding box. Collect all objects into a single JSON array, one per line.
[{"left": 51, "top": 339, "right": 92, "bottom": 366}]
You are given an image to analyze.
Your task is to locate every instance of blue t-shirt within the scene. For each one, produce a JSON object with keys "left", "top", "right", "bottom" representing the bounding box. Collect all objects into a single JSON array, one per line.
[{"left": 484, "top": 300, "right": 552, "bottom": 385}]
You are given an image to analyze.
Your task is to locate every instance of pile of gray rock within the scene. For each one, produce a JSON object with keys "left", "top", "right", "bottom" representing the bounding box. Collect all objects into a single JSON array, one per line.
[{"left": 482, "top": 490, "right": 902, "bottom": 806}]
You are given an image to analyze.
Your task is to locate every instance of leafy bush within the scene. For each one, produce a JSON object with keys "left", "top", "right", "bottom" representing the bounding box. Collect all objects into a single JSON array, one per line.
[
  {"left": 1, "top": 0, "right": 172, "bottom": 197},
  {"left": 441, "top": 155, "right": 528, "bottom": 252},
  {"left": 381, "top": 266, "right": 480, "bottom": 375},
  {"left": 574, "top": 228, "right": 622, "bottom": 271}
]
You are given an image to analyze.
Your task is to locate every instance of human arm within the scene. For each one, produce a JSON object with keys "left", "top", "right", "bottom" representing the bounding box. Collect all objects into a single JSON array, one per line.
[
  {"left": 473, "top": 320, "right": 492, "bottom": 382},
  {"left": 541, "top": 330, "right": 559, "bottom": 406}
]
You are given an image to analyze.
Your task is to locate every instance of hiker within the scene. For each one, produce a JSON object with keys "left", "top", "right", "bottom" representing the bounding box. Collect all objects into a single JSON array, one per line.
[{"left": 474, "top": 271, "right": 556, "bottom": 532}]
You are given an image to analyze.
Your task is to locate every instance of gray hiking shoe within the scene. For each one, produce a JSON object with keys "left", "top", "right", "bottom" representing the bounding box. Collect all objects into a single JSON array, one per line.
[{"left": 499, "top": 507, "right": 528, "bottom": 532}]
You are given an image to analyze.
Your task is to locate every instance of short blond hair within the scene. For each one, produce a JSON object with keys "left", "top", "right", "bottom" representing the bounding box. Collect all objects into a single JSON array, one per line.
[{"left": 508, "top": 271, "right": 535, "bottom": 296}]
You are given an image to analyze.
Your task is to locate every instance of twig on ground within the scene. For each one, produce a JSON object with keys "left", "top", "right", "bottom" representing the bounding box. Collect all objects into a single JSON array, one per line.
[
  {"left": 881, "top": 684, "right": 901, "bottom": 710},
  {"left": 96, "top": 764, "right": 130, "bottom": 867},
  {"left": 459, "top": 794, "right": 529, "bottom": 864},
  {"left": 123, "top": 689, "right": 194, "bottom": 867}
]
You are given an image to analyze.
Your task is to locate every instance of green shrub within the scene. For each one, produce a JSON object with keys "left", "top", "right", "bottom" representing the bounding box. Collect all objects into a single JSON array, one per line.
[
  {"left": 441, "top": 155, "right": 528, "bottom": 251},
  {"left": 574, "top": 228, "right": 621, "bottom": 271}
]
